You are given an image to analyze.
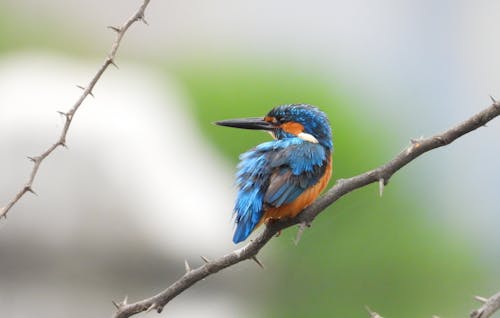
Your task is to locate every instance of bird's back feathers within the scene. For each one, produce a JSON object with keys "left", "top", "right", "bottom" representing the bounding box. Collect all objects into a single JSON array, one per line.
[{"left": 233, "top": 138, "right": 330, "bottom": 243}]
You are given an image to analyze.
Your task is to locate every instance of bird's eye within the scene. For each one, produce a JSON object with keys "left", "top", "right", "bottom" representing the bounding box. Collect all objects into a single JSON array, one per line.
[{"left": 265, "top": 116, "right": 280, "bottom": 125}]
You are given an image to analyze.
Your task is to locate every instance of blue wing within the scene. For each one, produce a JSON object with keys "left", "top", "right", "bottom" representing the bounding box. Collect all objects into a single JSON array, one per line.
[{"left": 232, "top": 138, "right": 328, "bottom": 243}]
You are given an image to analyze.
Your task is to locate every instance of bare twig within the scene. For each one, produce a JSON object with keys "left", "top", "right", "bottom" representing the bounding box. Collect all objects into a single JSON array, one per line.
[
  {"left": 0, "top": 0, "right": 151, "bottom": 219},
  {"left": 112, "top": 101, "right": 500, "bottom": 318},
  {"left": 471, "top": 292, "right": 500, "bottom": 318}
]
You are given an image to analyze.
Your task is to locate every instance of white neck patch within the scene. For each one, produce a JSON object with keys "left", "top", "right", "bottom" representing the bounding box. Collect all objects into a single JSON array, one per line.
[{"left": 298, "top": 132, "right": 319, "bottom": 143}]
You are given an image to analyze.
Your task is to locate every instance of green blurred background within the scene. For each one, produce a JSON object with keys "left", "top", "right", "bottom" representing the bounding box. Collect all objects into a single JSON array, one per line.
[
  {"left": 1, "top": 1, "right": 499, "bottom": 318},
  {"left": 175, "top": 63, "right": 484, "bottom": 317}
]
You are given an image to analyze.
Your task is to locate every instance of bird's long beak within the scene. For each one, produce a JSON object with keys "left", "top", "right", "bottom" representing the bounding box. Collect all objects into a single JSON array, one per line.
[{"left": 215, "top": 117, "right": 275, "bottom": 131}]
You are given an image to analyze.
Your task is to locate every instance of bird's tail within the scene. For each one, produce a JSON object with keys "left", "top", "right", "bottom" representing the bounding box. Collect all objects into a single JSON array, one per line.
[
  {"left": 233, "top": 221, "right": 255, "bottom": 244},
  {"left": 233, "top": 187, "right": 264, "bottom": 243}
]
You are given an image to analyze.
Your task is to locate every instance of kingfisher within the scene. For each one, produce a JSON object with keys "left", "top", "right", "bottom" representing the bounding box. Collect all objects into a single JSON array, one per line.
[{"left": 216, "top": 104, "right": 333, "bottom": 243}]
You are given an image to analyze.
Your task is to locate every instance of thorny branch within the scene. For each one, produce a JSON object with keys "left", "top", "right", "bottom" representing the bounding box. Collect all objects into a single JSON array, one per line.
[
  {"left": 471, "top": 292, "right": 500, "bottom": 318},
  {"left": 112, "top": 101, "right": 500, "bottom": 318},
  {"left": 0, "top": 0, "right": 151, "bottom": 219},
  {"left": 364, "top": 291, "right": 500, "bottom": 318}
]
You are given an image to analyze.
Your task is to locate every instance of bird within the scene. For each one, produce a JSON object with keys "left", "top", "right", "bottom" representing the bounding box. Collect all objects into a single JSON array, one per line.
[{"left": 216, "top": 104, "right": 333, "bottom": 244}]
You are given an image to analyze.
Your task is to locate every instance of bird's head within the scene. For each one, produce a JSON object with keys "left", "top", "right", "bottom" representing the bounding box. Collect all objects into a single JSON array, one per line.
[{"left": 215, "top": 104, "right": 333, "bottom": 149}]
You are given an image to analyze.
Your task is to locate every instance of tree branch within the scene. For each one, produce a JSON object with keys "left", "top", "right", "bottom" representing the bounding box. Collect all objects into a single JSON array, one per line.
[
  {"left": 0, "top": 0, "right": 151, "bottom": 219},
  {"left": 471, "top": 292, "right": 500, "bottom": 318},
  {"left": 112, "top": 100, "right": 500, "bottom": 317},
  {"left": 364, "top": 291, "right": 500, "bottom": 318}
]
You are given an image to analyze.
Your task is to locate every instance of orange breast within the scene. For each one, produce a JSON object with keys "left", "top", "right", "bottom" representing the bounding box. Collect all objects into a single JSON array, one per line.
[{"left": 259, "top": 154, "right": 332, "bottom": 226}]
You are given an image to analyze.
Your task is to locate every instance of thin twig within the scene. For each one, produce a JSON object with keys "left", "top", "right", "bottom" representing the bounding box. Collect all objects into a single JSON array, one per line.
[
  {"left": 0, "top": 0, "right": 151, "bottom": 219},
  {"left": 112, "top": 101, "right": 500, "bottom": 318},
  {"left": 471, "top": 292, "right": 500, "bottom": 318}
]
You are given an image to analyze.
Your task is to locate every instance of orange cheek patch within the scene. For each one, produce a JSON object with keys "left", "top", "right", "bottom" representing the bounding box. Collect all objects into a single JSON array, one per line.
[{"left": 281, "top": 122, "right": 304, "bottom": 135}]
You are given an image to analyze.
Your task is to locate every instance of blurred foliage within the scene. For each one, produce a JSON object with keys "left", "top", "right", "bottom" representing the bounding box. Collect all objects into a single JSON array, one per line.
[
  {"left": 0, "top": 6, "right": 95, "bottom": 56},
  {"left": 172, "top": 61, "right": 484, "bottom": 317}
]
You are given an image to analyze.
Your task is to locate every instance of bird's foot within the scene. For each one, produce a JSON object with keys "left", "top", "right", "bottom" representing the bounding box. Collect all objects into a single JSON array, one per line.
[{"left": 265, "top": 217, "right": 283, "bottom": 237}]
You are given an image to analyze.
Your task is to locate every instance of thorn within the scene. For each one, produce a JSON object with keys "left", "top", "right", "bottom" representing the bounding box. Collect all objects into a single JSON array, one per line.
[
  {"left": 107, "top": 25, "right": 121, "bottom": 33},
  {"left": 76, "top": 85, "right": 94, "bottom": 97},
  {"left": 25, "top": 186, "right": 37, "bottom": 196},
  {"left": 378, "top": 178, "right": 385, "bottom": 197},
  {"left": 407, "top": 136, "right": 424, "bottom": 155},
  {"left": 410, "top": 138, "right": 422, "bottom": 146},
  {"left": 474, "top": 295, "right": 488, "bottom": 303},
  {"left": 365, "top": 306, "right": 383, "bottom": 318},
  {"left": 293, "top": 222, "right": 310, "bottom": 246},
  {"left": 200, "top": 256, "right": 210, "bottom": 263},
  {"left": 490, "top": 95, "right": 497, "bottom": 103},
  {"left": 251, "top": 255, "right": 264, "bottom": 269},
  {"left": 411, "top": 136, "right": 424, "bottom": 144},
  {"left": 139, "top": 15, "right": 149, "bottom": 25},
  {"left": 146, "top": 303, "right": 156, "bottom": 313},
  {"left": 112, "top": 296, "right": 128, "bottom": 310},
  {"left": 27, "top": 156, "right": 38, "bottom": 163},
  {"left": 57, "top": 111, "right": 73, "bottom": 121},
  {"left": 109, "top": 58, "right": 119, "bottom": 69},
  {"left": 184, "top": 259, "right": 191, "bottom": 273},
  {"left": 58, "top": 141, "right": 67, "bottom": 148},
  {"left": 156, "top": 305, "right": 164, "bottom": 313}
]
